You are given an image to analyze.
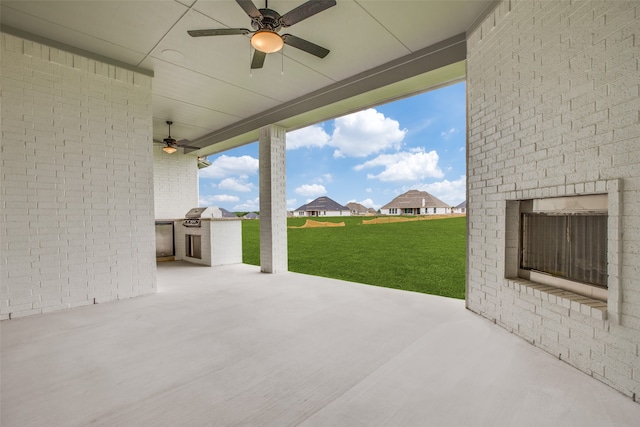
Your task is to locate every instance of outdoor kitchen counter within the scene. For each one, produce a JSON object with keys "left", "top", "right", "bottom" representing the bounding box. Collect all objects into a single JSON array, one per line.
[{"left": 174, "top": 217, "right": 242, "bottom": 267}]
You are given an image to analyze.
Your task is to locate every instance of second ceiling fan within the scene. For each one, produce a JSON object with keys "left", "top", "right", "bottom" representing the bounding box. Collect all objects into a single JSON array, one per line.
[{"left": 188, "top": 0, "right": 336, "bottom": 69}]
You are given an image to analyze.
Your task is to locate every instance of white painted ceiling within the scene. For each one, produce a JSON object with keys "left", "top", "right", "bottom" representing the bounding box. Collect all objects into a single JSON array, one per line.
[{"left": 1, "top": 0, "right": 494, "bottom": 155}]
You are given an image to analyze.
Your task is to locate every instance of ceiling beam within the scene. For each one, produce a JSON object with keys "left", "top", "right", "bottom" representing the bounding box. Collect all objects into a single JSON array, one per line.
[
  {"left": 1, "top": 25, "right": 154, "bottom": 77},
  {"left": 186, "top": 33, "right": 467, "bottom": 154}
]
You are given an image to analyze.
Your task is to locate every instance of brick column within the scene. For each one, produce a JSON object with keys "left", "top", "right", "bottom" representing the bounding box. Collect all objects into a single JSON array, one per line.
[{"left": 259, "top": 125, "right": 288, "bottom": 273}]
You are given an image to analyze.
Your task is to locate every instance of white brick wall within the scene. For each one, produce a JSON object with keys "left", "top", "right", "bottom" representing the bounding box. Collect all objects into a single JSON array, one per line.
[
  {"left": 259, "top": 125, "right": 288, "bottom": 273},
  {"left": 0, "top": 33, "right": 156, "bottom": 319},
  {"left": 467, "top": 0, "right": 640, "bottom": 401},
  {"left": 153, "top": 145, "right": 198, "bottom": 220}
]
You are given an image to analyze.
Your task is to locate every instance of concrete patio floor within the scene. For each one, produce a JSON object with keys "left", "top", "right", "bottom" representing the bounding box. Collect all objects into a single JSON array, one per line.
[{"left": 2, "top": 262, "right": 639, "bottom": 426}]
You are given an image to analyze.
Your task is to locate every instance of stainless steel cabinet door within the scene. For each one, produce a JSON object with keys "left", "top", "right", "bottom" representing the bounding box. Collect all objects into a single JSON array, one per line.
[{"left": 155, "top": 222, "right": 175, "bottom": 257}]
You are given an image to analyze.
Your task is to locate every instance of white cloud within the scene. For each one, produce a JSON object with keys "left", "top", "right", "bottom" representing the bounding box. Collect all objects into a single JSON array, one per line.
[
  {"left": 365, "top": 188, "right": 372, "bottom": 193},
  {"left": 287, "top": 198, "right": 298, "bottom": 209},
  {"left": 412, "top": 175, "right": 466, "bottom": 206},
  {"left": 295, "top": 184, "right": 327, "bottom": 197},
  {"left": 218, "top": 177, "right": 254, "bottom": 192},
  {"left": 358, "top": 198, "right": 376, "bottom": 208},
  {"left": 198, "top": 155, "right": 258, "bottom": 179},
  {"left": 409, "top": 118, "right": 434, "bottom": 135},
  {"left": 285, "top": 108, "right": 407, "bottom": 158},
  {"left": 331, "top": 109, "right": 406, "bottom": 158},
  {"left": 233, "top": 197, "right": 259, "bottom": 211},
  {"left": 313, "top": 173, "right": 333, "bottom": 184},
  {"left": 441, "top": 128, "right": 458, "bottom": 139},
  {"left": 354, "top": 148, "right": 444, "bottom": 182},
  {"left": 287, "top": 125, "right": 330, "bottom": 150},
  {"left": 346, "top": 197, "right": 380, "bottom": 210},
  {"left": 199, "top": 194, "right": 240, "bottom": 205}
]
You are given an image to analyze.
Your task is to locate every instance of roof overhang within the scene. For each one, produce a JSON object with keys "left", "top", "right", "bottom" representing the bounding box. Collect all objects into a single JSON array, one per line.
[{"left": 186, "top": 33, "right": 467, "bottom": 156}]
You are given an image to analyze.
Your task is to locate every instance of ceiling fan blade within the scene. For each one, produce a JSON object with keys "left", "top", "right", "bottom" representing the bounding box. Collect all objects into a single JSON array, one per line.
[
  {"left": 236, "top": 0, "right": 263, "bottom": 21},
  {"left": 251, "top": 50, "right": 267, "bottom": 69},
  {"left": 188, "top": 28, "right": 251, "bottom": 37},
  {"left": 282, "top": 34, "right": 329, "bottom": 58},
  {"left": 280, "top": 0, "right": 336, "bottom": 27}
]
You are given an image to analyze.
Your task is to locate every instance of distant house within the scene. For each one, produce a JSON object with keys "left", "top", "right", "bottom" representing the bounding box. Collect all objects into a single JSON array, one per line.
[
  {"left": 453, "top": 201, "right": 466, "bottom": 214},
  {"left": 219, "top": 207, "right": 238, "bottom": 218},
  {"left": 196, "top": 206, "right": 237, "bottom": 218},
  {"left": 381, "top": 190, "right": 451, "bottom": 215},
  {"left": 346, "top": 202, "right": 372, "bottom": 216},
  {"left": 243, "top": 212, "right": 259, "bottom": 219},
  {"left": 294, "top": 196, "right": 351, "bottom": 217}
]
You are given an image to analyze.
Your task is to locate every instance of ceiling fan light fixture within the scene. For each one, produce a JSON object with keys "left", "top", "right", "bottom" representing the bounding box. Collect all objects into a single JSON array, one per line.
[
  {"left": 251, "top": 30, "right": 284, "bottom": 53},
  {"left": 162, "top": 145, "right": 177, "bottom": 154}
]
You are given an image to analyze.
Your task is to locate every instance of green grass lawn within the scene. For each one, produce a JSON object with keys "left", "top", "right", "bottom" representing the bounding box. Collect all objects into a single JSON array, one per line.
[{"left": 242, "top": 216, "right": 466, "bottom": 299}]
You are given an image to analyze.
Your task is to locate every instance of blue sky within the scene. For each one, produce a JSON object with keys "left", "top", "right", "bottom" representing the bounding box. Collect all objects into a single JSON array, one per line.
[{"left": 198, "top": 81, "right": 466, "bottom": 212}]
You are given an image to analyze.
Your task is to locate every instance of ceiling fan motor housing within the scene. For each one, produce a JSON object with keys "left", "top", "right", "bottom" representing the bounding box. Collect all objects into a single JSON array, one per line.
[{"left": 252, "top": 9, "right": 282, "bottom": 31}]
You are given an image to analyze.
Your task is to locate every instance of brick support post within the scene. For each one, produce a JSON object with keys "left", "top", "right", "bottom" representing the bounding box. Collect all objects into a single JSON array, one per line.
[{"left": 259, "top": 125, "right": 288, "bottom": 273}]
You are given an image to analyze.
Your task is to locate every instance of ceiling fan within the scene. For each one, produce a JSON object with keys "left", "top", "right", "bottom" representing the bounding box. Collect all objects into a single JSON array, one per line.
[
  {"left": 187, "top": 0, "right": 336, "bottom": 69},
  {"left": 160, "top": 121, "right": 199, "bottom": 154}
]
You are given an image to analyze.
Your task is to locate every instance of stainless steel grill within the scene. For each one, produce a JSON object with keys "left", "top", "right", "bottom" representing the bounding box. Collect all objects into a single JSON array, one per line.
[{"left": 183, "top": 207, "right": 207, "bottom": 227}]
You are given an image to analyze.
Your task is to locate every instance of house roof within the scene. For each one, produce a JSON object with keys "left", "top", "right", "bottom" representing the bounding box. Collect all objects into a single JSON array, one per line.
[
  {"left": 244, "top": 212, "right": 259, "bottom": 219},
  {"left": 295, "top": 196, "right": 349, "bottom": 212},
  {"left": 455, "top": 201, "right": 466, "bottom": 209},
  {"left": 219, "top": 207, "right": 238, "bottom": 218},
  {"left": 381, "top": 190, "right": 450, "bottom": 209},
  {"left": 346, "top": 202, "right": 370, "bottom": 214}
]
